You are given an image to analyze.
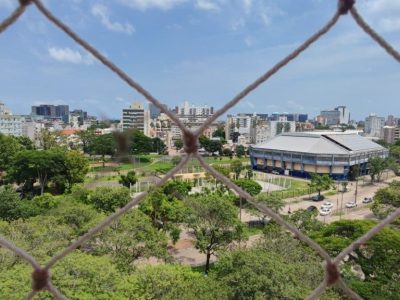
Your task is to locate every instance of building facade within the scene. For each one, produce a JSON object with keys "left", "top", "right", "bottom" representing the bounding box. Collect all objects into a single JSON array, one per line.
[
  {"left": 0, "top": 102, "right": 23, "bottom": 136},
  {"left": 249, "top": 132, "right": 388, "bottom": 180},
  {"left": 365, "top": 113, "right": 385, "bottom": 138},
  {"left": 31, "top": 104, "right": 69, "bottom": 123},
  {"left": 122, "top": 102, "right": 150, "bottom": 134}
]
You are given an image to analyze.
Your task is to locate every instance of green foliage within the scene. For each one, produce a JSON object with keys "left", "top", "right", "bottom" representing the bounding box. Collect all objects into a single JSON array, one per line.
[
  {"left": 120, "top": 264, "right": 228, "bottom": 300},
  {"left": 7, "top": 149, "right": 89, "bottom": 195},
  {"left": 199, "top": 135, "right": 222, "bottom": 154},
  {"left": 87, "top": 186, "right": 131, "bottom": 213},
  {"left": 222, "top": 148, "right": 232, "bottom": 157},
  {"left": 369, "top": 156, "right": 391, "bottom": 182},
  {"left": 88, "top": 133, "right": 116, "bottom": 167},
  {"left": 94, "top": 210, "right": 169, "bottom": 271},
  {"left": 230, "top": 159, "right": 243, "bottom": 177},
  {"left": 371, "top": 180, "right": 400, "bottom": 220},
  {"left": 139, "top": 188, "right": 186, "bottom": 242},
  {"left": 234, "top": 179, "right": 262, "bottom": 196},
  {"left": 235, "top": 145, "right": 245, "bottom": 158},
  {"left": 119, "top": 170, "right": 137, "bottom": 188},
  {"left": 162, "top": 180, "right": 192, "bottom": 200},
  {"left": 255, "top": 193, "right": 284, "bottom": 213},
  {"left": 186, "top": 194, "right": 244, "bottom": 274},
  {"left": 174, "top": 139, "right": 184, "bottom": 150},
  {"left": 0, "top": 185, "right": 25, "bottom": 221},
  {"left": 212, "top": 126, "right": 226, "bottom": 140},
  {"left": 0, "top": 252, "right": 126, "bottom": 300},
  {"left": 310, "top": 220, "right": 400, "bottom": 299},
  {"left": 309, "top": 173, "right": 334, "bottom": 197}
]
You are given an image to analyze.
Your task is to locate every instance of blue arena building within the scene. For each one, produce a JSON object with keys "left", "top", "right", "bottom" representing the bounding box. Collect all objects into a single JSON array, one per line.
[{"left": 249, "top": 132, "right": 389, "bottom": 180}]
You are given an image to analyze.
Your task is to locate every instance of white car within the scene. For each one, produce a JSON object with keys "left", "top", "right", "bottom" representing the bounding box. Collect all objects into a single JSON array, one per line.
[
  {"left": 345, "top": 202, "right": 357, "bottom": 208},
  {"left": 321, "top": 201, "right": 333, "bottom": 210},
  {"left": 319, "top": 208, "right": 331, "bottom": 216},
  {"left": 319, "top": 206, "right": 331, "bottom": 216},
  {"left": 362, "top": 197, "right": 373, "bottom": 204}
]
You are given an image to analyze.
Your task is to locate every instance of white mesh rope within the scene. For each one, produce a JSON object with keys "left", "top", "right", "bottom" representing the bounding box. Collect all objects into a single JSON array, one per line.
[{"left": 0, "top": 0, "right": 399, "bottom": 299}]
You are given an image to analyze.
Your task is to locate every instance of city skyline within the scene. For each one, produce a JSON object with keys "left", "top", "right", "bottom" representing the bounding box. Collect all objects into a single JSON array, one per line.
[{"left": 0, "top": 0, "right": 399, "bottom": 119}]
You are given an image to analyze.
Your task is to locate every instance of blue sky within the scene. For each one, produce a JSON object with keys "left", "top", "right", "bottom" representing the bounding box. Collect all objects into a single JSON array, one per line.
[{"left": 0, "top": 0, "right": 399, "bottom": 120}]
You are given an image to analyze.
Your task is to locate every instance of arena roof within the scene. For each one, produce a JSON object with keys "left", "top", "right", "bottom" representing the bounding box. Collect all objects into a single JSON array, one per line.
[{"left": 252, "top": 133, "right": 385, "bottom": 155}]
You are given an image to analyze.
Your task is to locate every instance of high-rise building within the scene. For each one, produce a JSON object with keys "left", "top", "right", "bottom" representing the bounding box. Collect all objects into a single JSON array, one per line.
[
  {"left": 383, "top": 126, "right": 400, "bottom": 144},
  {"left": 31, "top": 104, "right": 69, "bottom": 123},
  {"left": 365, "top": 113, "right": 385, "bottom": 138},
  {"left": 319, "top": 106, "right": 350, "bottom": 126},
  {"left": 122, "top": 102, "right": 150, "bottom": 135},
  {"left": 149, "top": 103, "right": 162, "bottom": 119}
]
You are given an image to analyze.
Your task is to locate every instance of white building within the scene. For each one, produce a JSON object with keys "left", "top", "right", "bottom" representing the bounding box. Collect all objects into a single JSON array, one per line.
[
  {"left": 0, "top": 102, "right": 23, "bottom": 136},
  {"left": 122, "top": 102, "right": 150, "bottom": 135},
  {"left": 319, "top": 106, "right": 350, "bottom": 126},
  {"left": 365, "top": 113, "right": 385, "bottom": 138}
]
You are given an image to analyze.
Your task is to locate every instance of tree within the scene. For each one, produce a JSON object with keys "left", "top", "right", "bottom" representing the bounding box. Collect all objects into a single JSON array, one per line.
[
  {"left": 308, "top": 173, "right": 334, "bottom": 199},
  {"left": 0, "top": 133, "right": 22, "bottom": 175},
  {"left": 63, "top": 150, "right": 90, "bottom": 191},
  {"left": 162, "top": 180, "right": 192, "bottom": 200},
  {"left": 310, "top": 220, "right": 400, "bottom": 299},
  {"left": 214, "top": 248, "right": 330, "bottom": 300},
  {"left": 77, "top": 130, "right": 96, "bottom": 154},
  {"left": 38, "top": 129, "right": 58, "bottom": 150},
  {"left": 369, "top": 156, "right": 389, "bottom": 183},
  {"left": 119, "top": 170, "right": 137, "bottom": 188},
  {"left": 128, "top": 130, "right": 153, "bottom": 154},
  {"left": 231, "top": 159, "right": 243, "bottom": 178},
  {"left": 0, "top": 185, "right": 25, "bottom": 221},
  {"left": 89, "top": 134, "right": 116, "bottom": 168},
  {"left": 7, "top": 150, "right": 65, "bottom": 195},
  {"left": 222, "top": 148, "right": 232, "bottom": 157},
  {"left": 206, "top": 140, "right": 222, "bottom": 155},
  {"left": 212, "top": 126, "right": 226, "bottom": 140},
  {"left": 255, "top": 193, "right": 284, "bottom": 213},
  {"left": 0, "top": 252, "right": 126, "bottom": 299},
  {"left": 234, "top": 179, "right": 262, "bottom": 196},
  {"left": 95, "top": 209, "right": 169, "bottom": 271},
  {"left": 174, "top": 139, "right": 184, "bottom": 150},
  {"left": 185, "top": 194, "right": 244, "bottom": 274},
  {"left": 371, "top": 181, "right": 400, "bottom": 220},
  {"left": 123, "top": 265, "right": 229, "bottom": 300},
  {"left": 139, "top": 188, "right": 187, "bottom": 243},
  {"left": 236, "top": 145, "right": 245, "bottom": 158},
  {"left": 152, "top": 137, "right": 167, "bottom": 154},
  {"left": 86, "top": 186, "right": 130, "bottom": 213}
]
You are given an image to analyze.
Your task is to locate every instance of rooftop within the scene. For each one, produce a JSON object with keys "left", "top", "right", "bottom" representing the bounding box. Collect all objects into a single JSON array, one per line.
[{"left": 252, "top": 132, "right": 385, "bottom": 155}]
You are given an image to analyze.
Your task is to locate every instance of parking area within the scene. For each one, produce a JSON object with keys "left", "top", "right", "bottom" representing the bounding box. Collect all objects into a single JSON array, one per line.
[{"left": 282, "top": 176, "right": 400, "bottom": 223}]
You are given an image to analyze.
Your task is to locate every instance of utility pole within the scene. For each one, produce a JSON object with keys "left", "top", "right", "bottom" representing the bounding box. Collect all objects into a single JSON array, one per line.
[{"left": 340, "top": 190, "right": 344, "bottom": 220}]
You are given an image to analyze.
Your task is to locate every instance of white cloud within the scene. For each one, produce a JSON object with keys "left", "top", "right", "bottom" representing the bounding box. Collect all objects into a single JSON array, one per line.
[
  {"left": 48, "top": 47, "right": 95, "bottom": 65},
  {"left": 91, "top": 4, "right": 135, "bottom": 35},
  {"left": 116, "top": 0, "right": 187, "bottom": 11},
  {"left": 195, "top": 0, "right": 220, "bottom": 11}
]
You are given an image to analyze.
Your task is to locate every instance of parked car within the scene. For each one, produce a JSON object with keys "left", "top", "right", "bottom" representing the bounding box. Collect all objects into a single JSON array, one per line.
[
  {"left": 345, "top": 201, "right": 357, "bottom": 208},
  {"left": 319, "top": 207, "right": 331, "bottom": 216},
  {"left": 321, "top": 201, "right": 333, "bottom": 210},
  {"left": 307, "top": 205, "right": 317, "bottom": 213},
  {"left": 271, "top": 170, "right": 280, "bottom": 175},
  {"left": 362, "top": 197, "right": 373, "bottom": 204},
  {"left": 311, "top": 194, "right": 325, "bottom": 201}
]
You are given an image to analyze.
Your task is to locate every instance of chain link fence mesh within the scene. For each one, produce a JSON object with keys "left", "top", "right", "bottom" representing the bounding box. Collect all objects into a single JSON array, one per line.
[{"left": 1, "top": 0, "right": 400, "bottom": 299}]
